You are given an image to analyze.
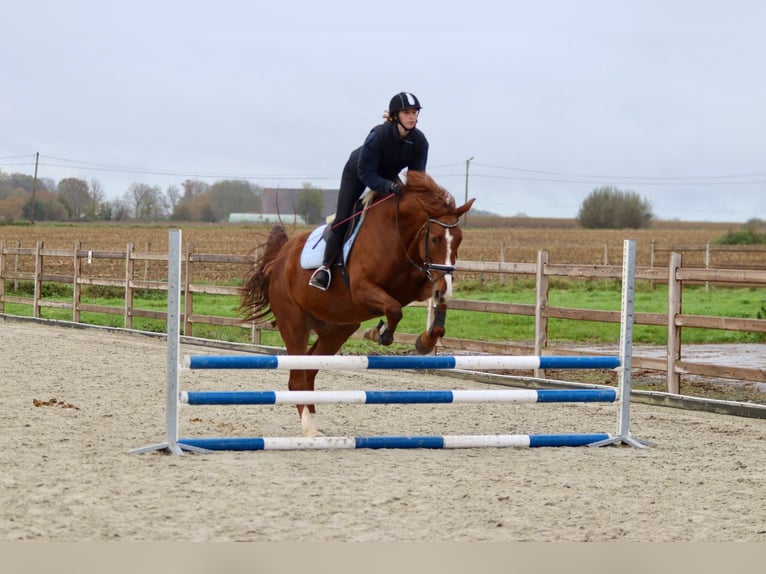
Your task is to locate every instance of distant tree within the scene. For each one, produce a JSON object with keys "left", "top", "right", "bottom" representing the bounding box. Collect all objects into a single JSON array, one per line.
[
  {"left": 577, "top": 186, "right": 653, "bottom": 229},
  {"left": 38, "top": 177, "right": 57, "bottom": 193},
  {"left": 171, "top": 192, "right": 212, "bottom": 221},
  {"left": 181, "top": 179, "right": 209, "bottom": 199},
  {"left": 171, "top": 182, "right": 200, "bottom": 220},
  {"left": 124, "top": 183, "right": 169, "bottom": 220},
  {"left": 22, "top": 190, "right": 68, "bottom": 221},
  {"left": 57, "top": 177, "right": 90, "bottom": 219},
  {"left": 170, "top": 199, "right": 193, "bottom": 221},
  {"left": 296, "top": 182, "right": 324, "bottom": 224},
  {"left": 716, "top": 220, "right": 766, "bottom": 245},
  {"left": 84, "top": 178, "right": 107, "bottom": 220},
  {"left": 745, "top": 218, "right": 765, "bottom": 231},
  {"left": 166, "top": 184, "right": 181, "bottom": 211},
  {"left": 9, "top": 173, "right": 37, "bottom": 194},
  {"left": 206, "top": 179, "right": 262, "bottom": 222},
  {"left": 111, "top": 198, "right": 131, "bottom": 221},
  {"left": 0, "top": 196, "right": 25, "bottom": 223}
]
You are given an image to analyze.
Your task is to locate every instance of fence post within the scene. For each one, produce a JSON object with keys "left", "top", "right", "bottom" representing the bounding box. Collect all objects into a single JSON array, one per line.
[
  {"left": 33, "top": 240, "right": 43, "bottom": 318},
  {"left": 650, "top": 241, "right": 656, "bottom": 290},
  {"left": 183, "top": 242, "right": 193, "bottom": 337},
  {"left": 499, "top": 243, "right": 506, "bottom": 284},
  {"left": 667, "top": 252, "right": 683, "bottom": 394},
  {"left": 124, "top": 242, "right": 134, "bottom": 329},
  {"left": 144, "top": 240, "right": 151, "bottom": 284},
  {"left": 705, "top": 242, "right": 711, "bottom": 293},
  {"left": 0, "top": 240, "right": 5, "bottom": 314},
  {"left": 73, "top": 241, "right": 81, "bottom": 323},
  {"left": 534, "top": 250, "right": 549, "bottom": 379},
  {"left": 14, "top": 240, "right": 20, "bottom": 291}
]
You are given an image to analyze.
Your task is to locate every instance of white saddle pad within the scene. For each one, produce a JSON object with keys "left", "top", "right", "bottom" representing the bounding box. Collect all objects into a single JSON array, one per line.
[{"left": 299, "top": 216, "right": 365, "bottom": 270}]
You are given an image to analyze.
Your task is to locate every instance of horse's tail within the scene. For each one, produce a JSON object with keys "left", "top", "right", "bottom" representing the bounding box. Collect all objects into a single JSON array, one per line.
[{"left": 239, "top": 225, "right": 289, "bottom": 323}]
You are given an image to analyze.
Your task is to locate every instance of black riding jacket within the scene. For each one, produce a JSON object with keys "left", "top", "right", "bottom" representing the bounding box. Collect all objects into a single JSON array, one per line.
[
  {"left": 352, "top": 121, "right": 429, "bottom": 197},
  {"left": 321, "top": 120, "right": 429, "bottom": 265}
]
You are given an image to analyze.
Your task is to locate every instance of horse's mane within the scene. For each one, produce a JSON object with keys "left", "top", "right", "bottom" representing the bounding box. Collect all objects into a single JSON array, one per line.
[{"left": 402, "top": 171, "right": 456, "bottom": 215}]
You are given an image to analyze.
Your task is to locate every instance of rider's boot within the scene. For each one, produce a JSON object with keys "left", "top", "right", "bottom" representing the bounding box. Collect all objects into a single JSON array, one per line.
[
  {"left": 309, "top": 228, "right": 342, "bottom": 291},
  {"left": 309, "top": 265, "right": 331, "bottom": 290}
]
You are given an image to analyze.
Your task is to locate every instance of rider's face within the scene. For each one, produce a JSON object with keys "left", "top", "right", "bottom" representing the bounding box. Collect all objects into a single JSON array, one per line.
[{"left": 397, "top": 108, "right": 419, "bottom": 130}]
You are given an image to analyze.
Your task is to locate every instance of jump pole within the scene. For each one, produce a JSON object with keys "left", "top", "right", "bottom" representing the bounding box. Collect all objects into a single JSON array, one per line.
[
  {"left": 180, "top": 388, "right": 618, "bottom": 405},
  {"left": 177, "top": 434, "right": 613, "bottom": 451},
  {"left": 184, "top": 354, "right": 621, "bottom": 371}
]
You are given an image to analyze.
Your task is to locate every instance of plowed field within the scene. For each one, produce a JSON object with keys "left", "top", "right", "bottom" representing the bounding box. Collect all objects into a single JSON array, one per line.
[{"left": 1, "top": 219, "right": 756, "bottom": 284}]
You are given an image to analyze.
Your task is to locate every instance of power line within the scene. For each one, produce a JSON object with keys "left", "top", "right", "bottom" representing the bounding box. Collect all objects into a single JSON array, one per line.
[
  {"left": 471, "top": 161, "right": 766, "bottom": 182},
  {"left": 0, "top": 153, "right": 35, "bottom": 161},
  {"left": 7, "top": 152, "right": 766, "bottom": 188},
  {"left": 464, "top": 173, "right": 766, "bottom": 186},
  {"left": 38, "top": 155, "right": 338, "bottom": 181}
]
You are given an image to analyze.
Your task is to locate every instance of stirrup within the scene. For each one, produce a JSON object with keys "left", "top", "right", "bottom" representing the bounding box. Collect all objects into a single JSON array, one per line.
[{"left": 308, "top": 265, "right": 331, "bottom": 291}]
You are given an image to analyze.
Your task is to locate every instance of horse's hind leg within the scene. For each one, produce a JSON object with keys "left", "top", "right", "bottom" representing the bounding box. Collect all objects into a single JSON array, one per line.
[
  {"left": 288, "top": 369, "right": 324, "bottom": 437},
  {"left": 286, "top": 324, "right": 360, "bottom": 437}
]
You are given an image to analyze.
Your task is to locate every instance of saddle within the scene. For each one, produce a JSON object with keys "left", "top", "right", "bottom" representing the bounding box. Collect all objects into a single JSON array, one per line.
[{"left": 299, "top": 190, "right": 376, "bottom": 271}]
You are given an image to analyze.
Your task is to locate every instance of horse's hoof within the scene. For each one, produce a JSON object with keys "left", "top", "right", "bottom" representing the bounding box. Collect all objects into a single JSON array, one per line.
[
  {"left": 415, "top": 333, "right": 436, "bottom": 355},
  {"left": 364, "top": 321, "right": 393, "bottom": 345}
]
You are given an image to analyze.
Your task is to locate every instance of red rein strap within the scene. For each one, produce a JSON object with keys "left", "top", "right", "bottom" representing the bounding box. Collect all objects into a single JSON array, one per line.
[{"left": 328, "top": 192, "right": 396, "bottom": 231}]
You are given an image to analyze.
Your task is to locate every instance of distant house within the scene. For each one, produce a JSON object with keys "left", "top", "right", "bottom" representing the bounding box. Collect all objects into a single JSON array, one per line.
[
  {"left": 228, "top": 213, "right": 306, "bottom": 225},
  {"left": 261, "top": 187, "right": 339, "bottom": 219}
]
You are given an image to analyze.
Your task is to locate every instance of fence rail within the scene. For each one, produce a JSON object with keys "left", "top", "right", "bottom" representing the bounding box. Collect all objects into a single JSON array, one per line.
[{"left": 2, "top": 239, "right": 766, "bottom": 397}]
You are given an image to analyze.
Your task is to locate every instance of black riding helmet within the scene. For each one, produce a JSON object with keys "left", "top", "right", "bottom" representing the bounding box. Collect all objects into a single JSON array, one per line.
[{"left": 388, "top": 92, "right": 422, "bottom": 116}]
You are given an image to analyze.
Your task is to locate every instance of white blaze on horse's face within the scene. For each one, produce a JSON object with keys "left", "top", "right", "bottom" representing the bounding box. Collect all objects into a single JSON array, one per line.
[{"left": 433, "top": 228, "right": 455, "bottom": 302}]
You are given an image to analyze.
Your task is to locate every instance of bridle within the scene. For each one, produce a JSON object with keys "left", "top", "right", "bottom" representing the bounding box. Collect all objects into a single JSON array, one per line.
[{"left": 394, "top": 197, "right": 458, "bottom": 282}]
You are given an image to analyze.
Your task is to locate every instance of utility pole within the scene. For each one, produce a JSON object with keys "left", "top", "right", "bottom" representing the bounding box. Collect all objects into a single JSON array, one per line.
[
  {"left": 30, "top": 152, "right": 39, "bottom": 224},
  {"left": 464, "top": 156, "right": 474, "bottom": 226}
]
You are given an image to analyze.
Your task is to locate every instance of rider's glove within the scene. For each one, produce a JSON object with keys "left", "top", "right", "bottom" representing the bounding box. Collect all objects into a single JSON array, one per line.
[{"left": 389, "top": 181, "right": 403, "bottom": 197}]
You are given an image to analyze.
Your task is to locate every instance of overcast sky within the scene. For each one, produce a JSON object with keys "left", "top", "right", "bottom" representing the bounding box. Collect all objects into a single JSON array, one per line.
[{"left": 2, "top": 0, "right": 765, "bottom": 222}]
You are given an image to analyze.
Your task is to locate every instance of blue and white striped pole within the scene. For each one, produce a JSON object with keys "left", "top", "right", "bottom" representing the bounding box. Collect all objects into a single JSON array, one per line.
[
  {"left": 181, "top": 388, "right": 617, "bottom": 405},
  {"left": 178, "top": 433, "right": 613, "bottom": 451},
  {"left": 184, "top": 354, "right": 621, "bottom": 371}
]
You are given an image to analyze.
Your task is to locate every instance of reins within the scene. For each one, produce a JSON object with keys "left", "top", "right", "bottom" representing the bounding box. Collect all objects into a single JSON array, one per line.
[
  {"left": 329, "top": 193, "right": 396, "bottom": 231},
  {"left": 311, "top": 193, "right": 396, "bottom": 250}
]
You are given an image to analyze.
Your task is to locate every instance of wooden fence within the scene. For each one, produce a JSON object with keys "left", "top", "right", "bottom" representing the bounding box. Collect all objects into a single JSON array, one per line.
[{"left": 2, "top": 239, "right": 766, "bottom": 398}]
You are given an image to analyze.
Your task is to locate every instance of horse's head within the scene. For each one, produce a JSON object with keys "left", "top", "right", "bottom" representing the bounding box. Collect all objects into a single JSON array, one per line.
[{"left": 399, "top": 171, "right": 475, "bottom": 304}]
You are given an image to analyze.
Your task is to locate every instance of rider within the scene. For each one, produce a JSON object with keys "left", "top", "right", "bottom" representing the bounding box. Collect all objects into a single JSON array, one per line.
[{"left": 308, "top": 91, "right": 429, "bottom": 290}]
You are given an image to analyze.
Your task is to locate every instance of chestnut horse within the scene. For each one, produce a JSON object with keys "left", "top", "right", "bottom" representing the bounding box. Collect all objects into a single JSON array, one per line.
[{"left": 240, "top": 171, "right": 474, "bottom": 436}]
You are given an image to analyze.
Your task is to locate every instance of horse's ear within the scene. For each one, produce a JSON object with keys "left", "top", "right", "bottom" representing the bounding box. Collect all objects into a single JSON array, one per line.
[{"left": 456, "top": 198, "right": 476, "bottom": 219}]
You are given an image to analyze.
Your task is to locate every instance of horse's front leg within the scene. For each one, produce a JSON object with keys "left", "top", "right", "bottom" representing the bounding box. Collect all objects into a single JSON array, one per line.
[
  {"left": 358, "top": 288, "right": 403, "bottom": 346},
  {"left": 415, "top": 301, "right": 447, "bottom": 354},
  {"left": 415, "top": 281, "right": 452, "bottom": 354}
]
